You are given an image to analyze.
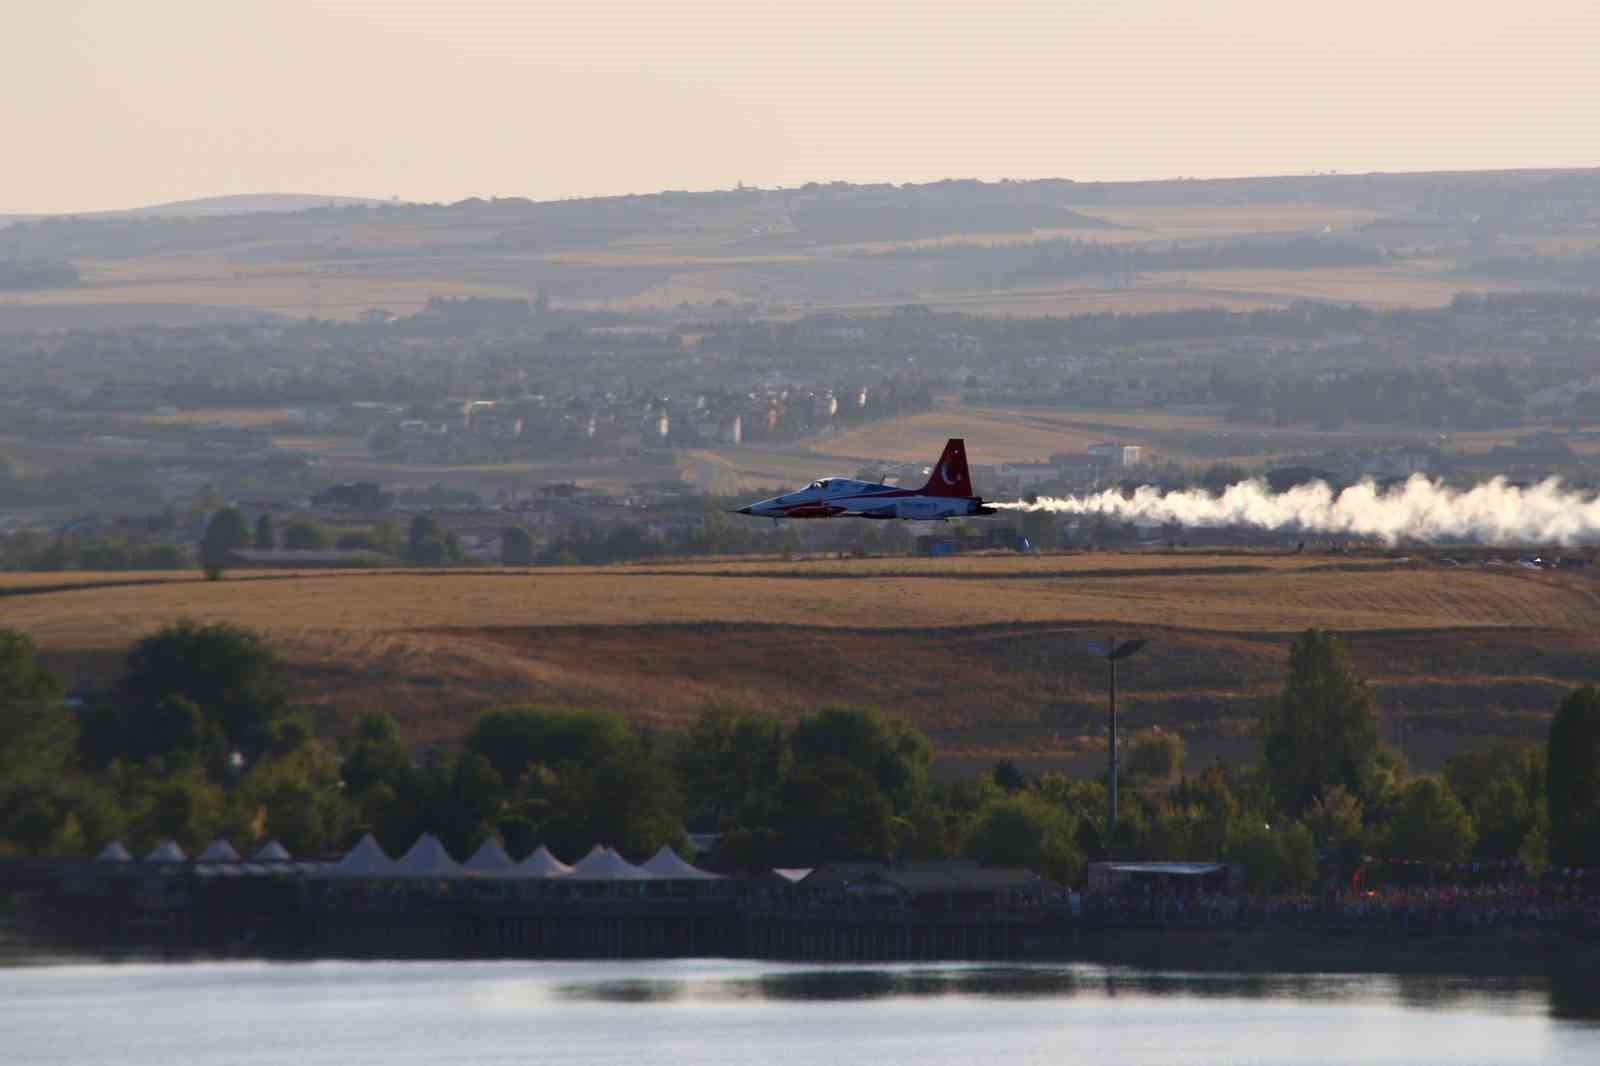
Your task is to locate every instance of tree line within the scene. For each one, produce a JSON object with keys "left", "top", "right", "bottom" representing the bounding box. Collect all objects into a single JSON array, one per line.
[{"left": 1, "top": 623, "right": 1597, "bottom": 889}]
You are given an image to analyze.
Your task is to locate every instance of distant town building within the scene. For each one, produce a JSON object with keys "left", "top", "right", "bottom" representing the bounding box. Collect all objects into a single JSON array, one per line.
[
  {"left": 997, "top": 463, "right": 1060, "bottom": 489},
  {"left": 1086, "top": 442, "right": 1142, "bottom": 467}
]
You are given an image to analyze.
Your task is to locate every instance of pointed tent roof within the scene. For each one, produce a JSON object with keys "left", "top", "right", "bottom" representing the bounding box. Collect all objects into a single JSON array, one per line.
[
  {"left": 514, "top": 845, "right": 574, "bottom": 879},
  {"left": 196, "top": 839, "right": 241, "bottom": 863},
  {"left": 392, "top": 833, "right": 464, "bottom": 878},
  {"left": 144, "top": 840, "right": 187, "bottom": 863},
  {"left": 640, "top": 845, "right": 723, "bottom": 880},
  {"left": 465, "top": 837, "right": 513, "bottom": 872},
  {"left": 253, "top": 840, "right": 292, "bottom": 862},
  {"left": 96, "top": 841, "right": 132, "bottom": 862},
  {"left": 567, "top": 845, "right": 652, "bottom": 881},
  {"left": 325, "top": 833, "right": 397, "bottom": 877}
]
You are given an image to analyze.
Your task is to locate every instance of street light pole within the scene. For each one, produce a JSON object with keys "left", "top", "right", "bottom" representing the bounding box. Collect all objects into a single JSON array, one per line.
[
  {"left": 1091, "top": 635, "right": 1147, "bottom": 860},
  {"left": 1109, "top": 640, "right": 1118, "bottom": 844}
]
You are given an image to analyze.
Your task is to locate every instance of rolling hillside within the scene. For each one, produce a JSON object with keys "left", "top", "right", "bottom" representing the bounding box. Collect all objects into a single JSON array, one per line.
[
  {"left": 8, "top": 553, "right": 1596, "bottom": 774},
  {"left": 2, "top": 169, "right": 1596, "bottom": 327}
]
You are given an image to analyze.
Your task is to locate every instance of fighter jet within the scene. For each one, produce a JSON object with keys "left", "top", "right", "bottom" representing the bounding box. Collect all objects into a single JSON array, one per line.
[{"left": 734, "top": 438, "right": 997, "bottom": 521}]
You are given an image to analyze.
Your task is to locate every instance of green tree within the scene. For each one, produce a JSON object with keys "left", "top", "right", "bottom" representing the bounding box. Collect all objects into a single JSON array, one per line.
[
  {"left": 464, "top": 706, "right": 635, "bottom": 790},
  {"left": 675, "top": 706, "right": 785, "bottom": 825},
  {"left": 406, "top": 514, "right": 458, "bottom": 566},
  {"left": 964, "top": 793, "right": 1083, "bottom": 883},
  {"left": 1446, "top": 740, "right": 1546, "bottom": 860},
  {"left": 120, "top": 621, "right": 287, "bottom": 766},
  {"left": 0, "top": 629, "right": 72, "bottom": 782},
  {"left": 340, "top": 711, "right": 410, "bottom": 795},
  {"left": 541, "top": 746, "right": 685, "bottom": 860},
  {"left": 777, "top": 757, "right": 893, "bottom": 862},
  {"left": 0, "top": 634, "right": 125, "bottom": 855},
  {"left": 1126, "top": 727, "right": 1184, "bottom": 783},
  {"left": 1305, "top": 784, "right": 1365, "bottom": 860},
  {"left": 125, "top": 694, "right": 212, "bottom": 768},
  {"left": 231, "top": 721, "right": 349, "bottom": 855},
  {"left": 200, "top": 507, "right": 249, "bottom": 578},
  {"left": 1547, "top": 686, "right": 1600, "bottom": 866},
  {"left": 0, "top": 776, "right": 124, "bottom": 856},
  {"left": 991, "top": 759, "right": 1027, "bottom": 794},
  {"left": 1223, "top": 818, "right": 1318, "bottom": 893},
  {"left": 131, "top": 770, "right": 226, "bottom": 851},
  {"left": 375, "top": 752, "right": 507, "bottom": 859},
  {"left": 282, "top": 519, "right": 331, "bottom": 550},
  {"left": 789, "top": 706, "right": 931, "bottom": 812},
  {"left": 1384, "top": 778, "right": 1477, "bottom": 863},
  {"left": 253, "top": 513, "right": 276, "bottom": 550},
  {"left": 1261, "top": 629, "right": 1380, "bottom": 816},
  {"left": 1132, "top": 765, "right": 1253, "bottom": 862},
  {"left": 1277, "top": 821, "right": 1320, "bottom": 891},
  {"left": 501, "top": 526, "right": 534, "bottom": 566}
]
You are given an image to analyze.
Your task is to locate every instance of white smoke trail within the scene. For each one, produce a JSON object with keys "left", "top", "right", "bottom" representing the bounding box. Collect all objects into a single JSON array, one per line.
[{"left": 995, "top": 475, "right": 1600, "bottom": 546}]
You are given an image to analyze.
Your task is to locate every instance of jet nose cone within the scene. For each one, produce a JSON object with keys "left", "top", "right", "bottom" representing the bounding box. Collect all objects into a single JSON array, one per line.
[{"left": 736, "top": 506, "right": 753, "bottom": 515}]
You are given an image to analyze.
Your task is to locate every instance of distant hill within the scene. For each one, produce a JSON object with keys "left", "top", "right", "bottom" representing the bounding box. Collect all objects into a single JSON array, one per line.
[
  {"left": 99, "top": 193, "right": 395, "bottom": 218},
  {"left": 0, "top": 193, "right": 392, "bottom": 227},
  {"left": 1, "top": 168, "right": 1597, "bottom": 322}
]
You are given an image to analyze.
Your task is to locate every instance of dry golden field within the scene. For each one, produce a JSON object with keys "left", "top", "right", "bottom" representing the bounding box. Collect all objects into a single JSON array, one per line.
[
  {"left": 1073, "top": 205, "right": 1387, "bottom": 240},
  {"left": 7, "top": 554, "right": 1597, "bottom": 766},
  {"left": 8, "top": 268, "right": 525, "bottom": 320},
  {"left": 0, "top": 196, "right": 1529, "bottom": 325},
  {"left": 793, "top": 402, "right": 1600, "bottom": 472},
  {"left": 812, "top": 410, "right": 1108, "bottom": 465}
]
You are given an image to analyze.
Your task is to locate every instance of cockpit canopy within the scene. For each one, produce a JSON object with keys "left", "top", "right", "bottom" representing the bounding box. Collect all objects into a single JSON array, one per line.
[{"left": 800, "top": 477, "right": 866, "bottom": 494}]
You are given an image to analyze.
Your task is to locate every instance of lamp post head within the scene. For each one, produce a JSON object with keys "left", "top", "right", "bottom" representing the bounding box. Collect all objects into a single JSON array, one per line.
[
  {"left": 1108, "top": 638, "right": 1147, "bottom": 661},
  {"left": 1086, "top": 638, "right": 1148, "bottom": 660}
]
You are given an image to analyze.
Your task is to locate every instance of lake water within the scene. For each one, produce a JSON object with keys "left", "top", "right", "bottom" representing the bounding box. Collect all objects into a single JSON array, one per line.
[{"left": 2, "top": 959, "right": 1596, "bottom": 1066}]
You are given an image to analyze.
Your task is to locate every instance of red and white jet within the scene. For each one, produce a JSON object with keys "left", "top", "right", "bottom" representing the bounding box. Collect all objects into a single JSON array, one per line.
[{"left": 735, "top": 438, "right": 998, "bottom": 521}]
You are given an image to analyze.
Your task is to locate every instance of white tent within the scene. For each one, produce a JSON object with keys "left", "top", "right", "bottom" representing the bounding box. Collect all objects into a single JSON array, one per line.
[
  {"left": 253, "top": 840, "right": 292, "bottom": 862},
  {"left": 514, "top": 845, "right": 574, "bottom": 879},
  {"left": 567, "top": 845, "right": 651, "bottom": 881},
  {"left": 196, "top": 839, "right": 241, "bottom": 863},
  {"left": 96, "top": 841, "right": 132, "bottom": 862},
  {"left": 464, "top": 837, "right": 514, "bottom": 873},
  {"left": 392, "top": 833, "right": 464, "bottom": 878},
  {"left": 144, "top": 840, "right": 187, "bottom": 863},
  {"left": 640, "top": 845, "right": 722, "bottom": 880},
  {"left": 325, "top": 833, "right": 397, "bottom": 877}
]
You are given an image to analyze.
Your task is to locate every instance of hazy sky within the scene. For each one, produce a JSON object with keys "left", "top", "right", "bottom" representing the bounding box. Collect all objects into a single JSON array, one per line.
[{"left": 8, "top": 0, "right": 1598, "bottom": 212}]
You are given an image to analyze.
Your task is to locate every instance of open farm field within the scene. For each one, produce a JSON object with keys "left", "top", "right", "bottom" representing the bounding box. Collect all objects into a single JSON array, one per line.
[
  {"left": 7, "top": 263, "right": 522, "bottom": 320},
  {"left": 807, "top": 285, "right": 1291, "bottom": 319},
  {"left": 809, "top": 408, "right": 1110, "bottom": 464},
  {"left": 7, "top": 171, "right": 1597, "bottom": 323},
  {"left": 1140, "top": 266, "right": 1532, "bottom": 310},
  {"left": 1073, "top": 204, "right": 1387, "bottom": 240},
  {"left": 134, "top": 407, "right": 309, "bottom": 427},
  {"left": 8, "top": 554, "right": 1596, "bottom": 770},
  {"left": 800, "top": 402, "right": 1600, "bottom": 470},
  {"left": 800, "top": 401, "right": 1281, "bottom": 467}
]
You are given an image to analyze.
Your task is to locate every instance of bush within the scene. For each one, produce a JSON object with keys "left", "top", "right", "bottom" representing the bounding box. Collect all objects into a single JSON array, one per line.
[
  {"left": 282, "top": 520, "right": 331, "bottom": 550},
  {"left": 1384, "top": 779, "right": 1477, "bottom": 863},
  {"left": 1126, "top": 727, "right": 1184, "bottom": 782}
]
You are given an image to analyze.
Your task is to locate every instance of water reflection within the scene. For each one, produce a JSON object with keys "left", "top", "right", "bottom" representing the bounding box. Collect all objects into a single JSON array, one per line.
[
  {"left": 7, "top": 959, "right": 1598, "bottom": 1066},
  {"left": 1546, "top": 967, "right": 1600, "bottom": 1023},
  {"left": 558, "top": 963, "right": 1576, "bottom": 1019}
]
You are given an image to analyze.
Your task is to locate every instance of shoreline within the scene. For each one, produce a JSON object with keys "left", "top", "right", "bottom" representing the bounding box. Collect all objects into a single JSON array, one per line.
[{"left": 6, "top": 917, "right": 1598, "bottom": 981}]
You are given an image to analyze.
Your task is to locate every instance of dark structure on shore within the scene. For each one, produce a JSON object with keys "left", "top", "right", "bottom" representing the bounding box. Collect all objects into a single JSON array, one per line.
[
  {"left": 16, "top": 835, "right": 1054, "bottom": 962},
  {"left": 9, "top": 835, "right": 1598, "bottom": 966}
]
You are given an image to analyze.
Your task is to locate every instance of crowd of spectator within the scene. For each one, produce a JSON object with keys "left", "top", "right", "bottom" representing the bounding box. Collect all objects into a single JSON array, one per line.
[{"left": 1078, "top": 863, "right": 1600, "bottom": 934}]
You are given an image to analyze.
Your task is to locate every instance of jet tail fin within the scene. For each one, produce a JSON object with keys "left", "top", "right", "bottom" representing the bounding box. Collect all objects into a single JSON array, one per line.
[{"left": 919, "top": 438, "right": 974, "bottom": 498}]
